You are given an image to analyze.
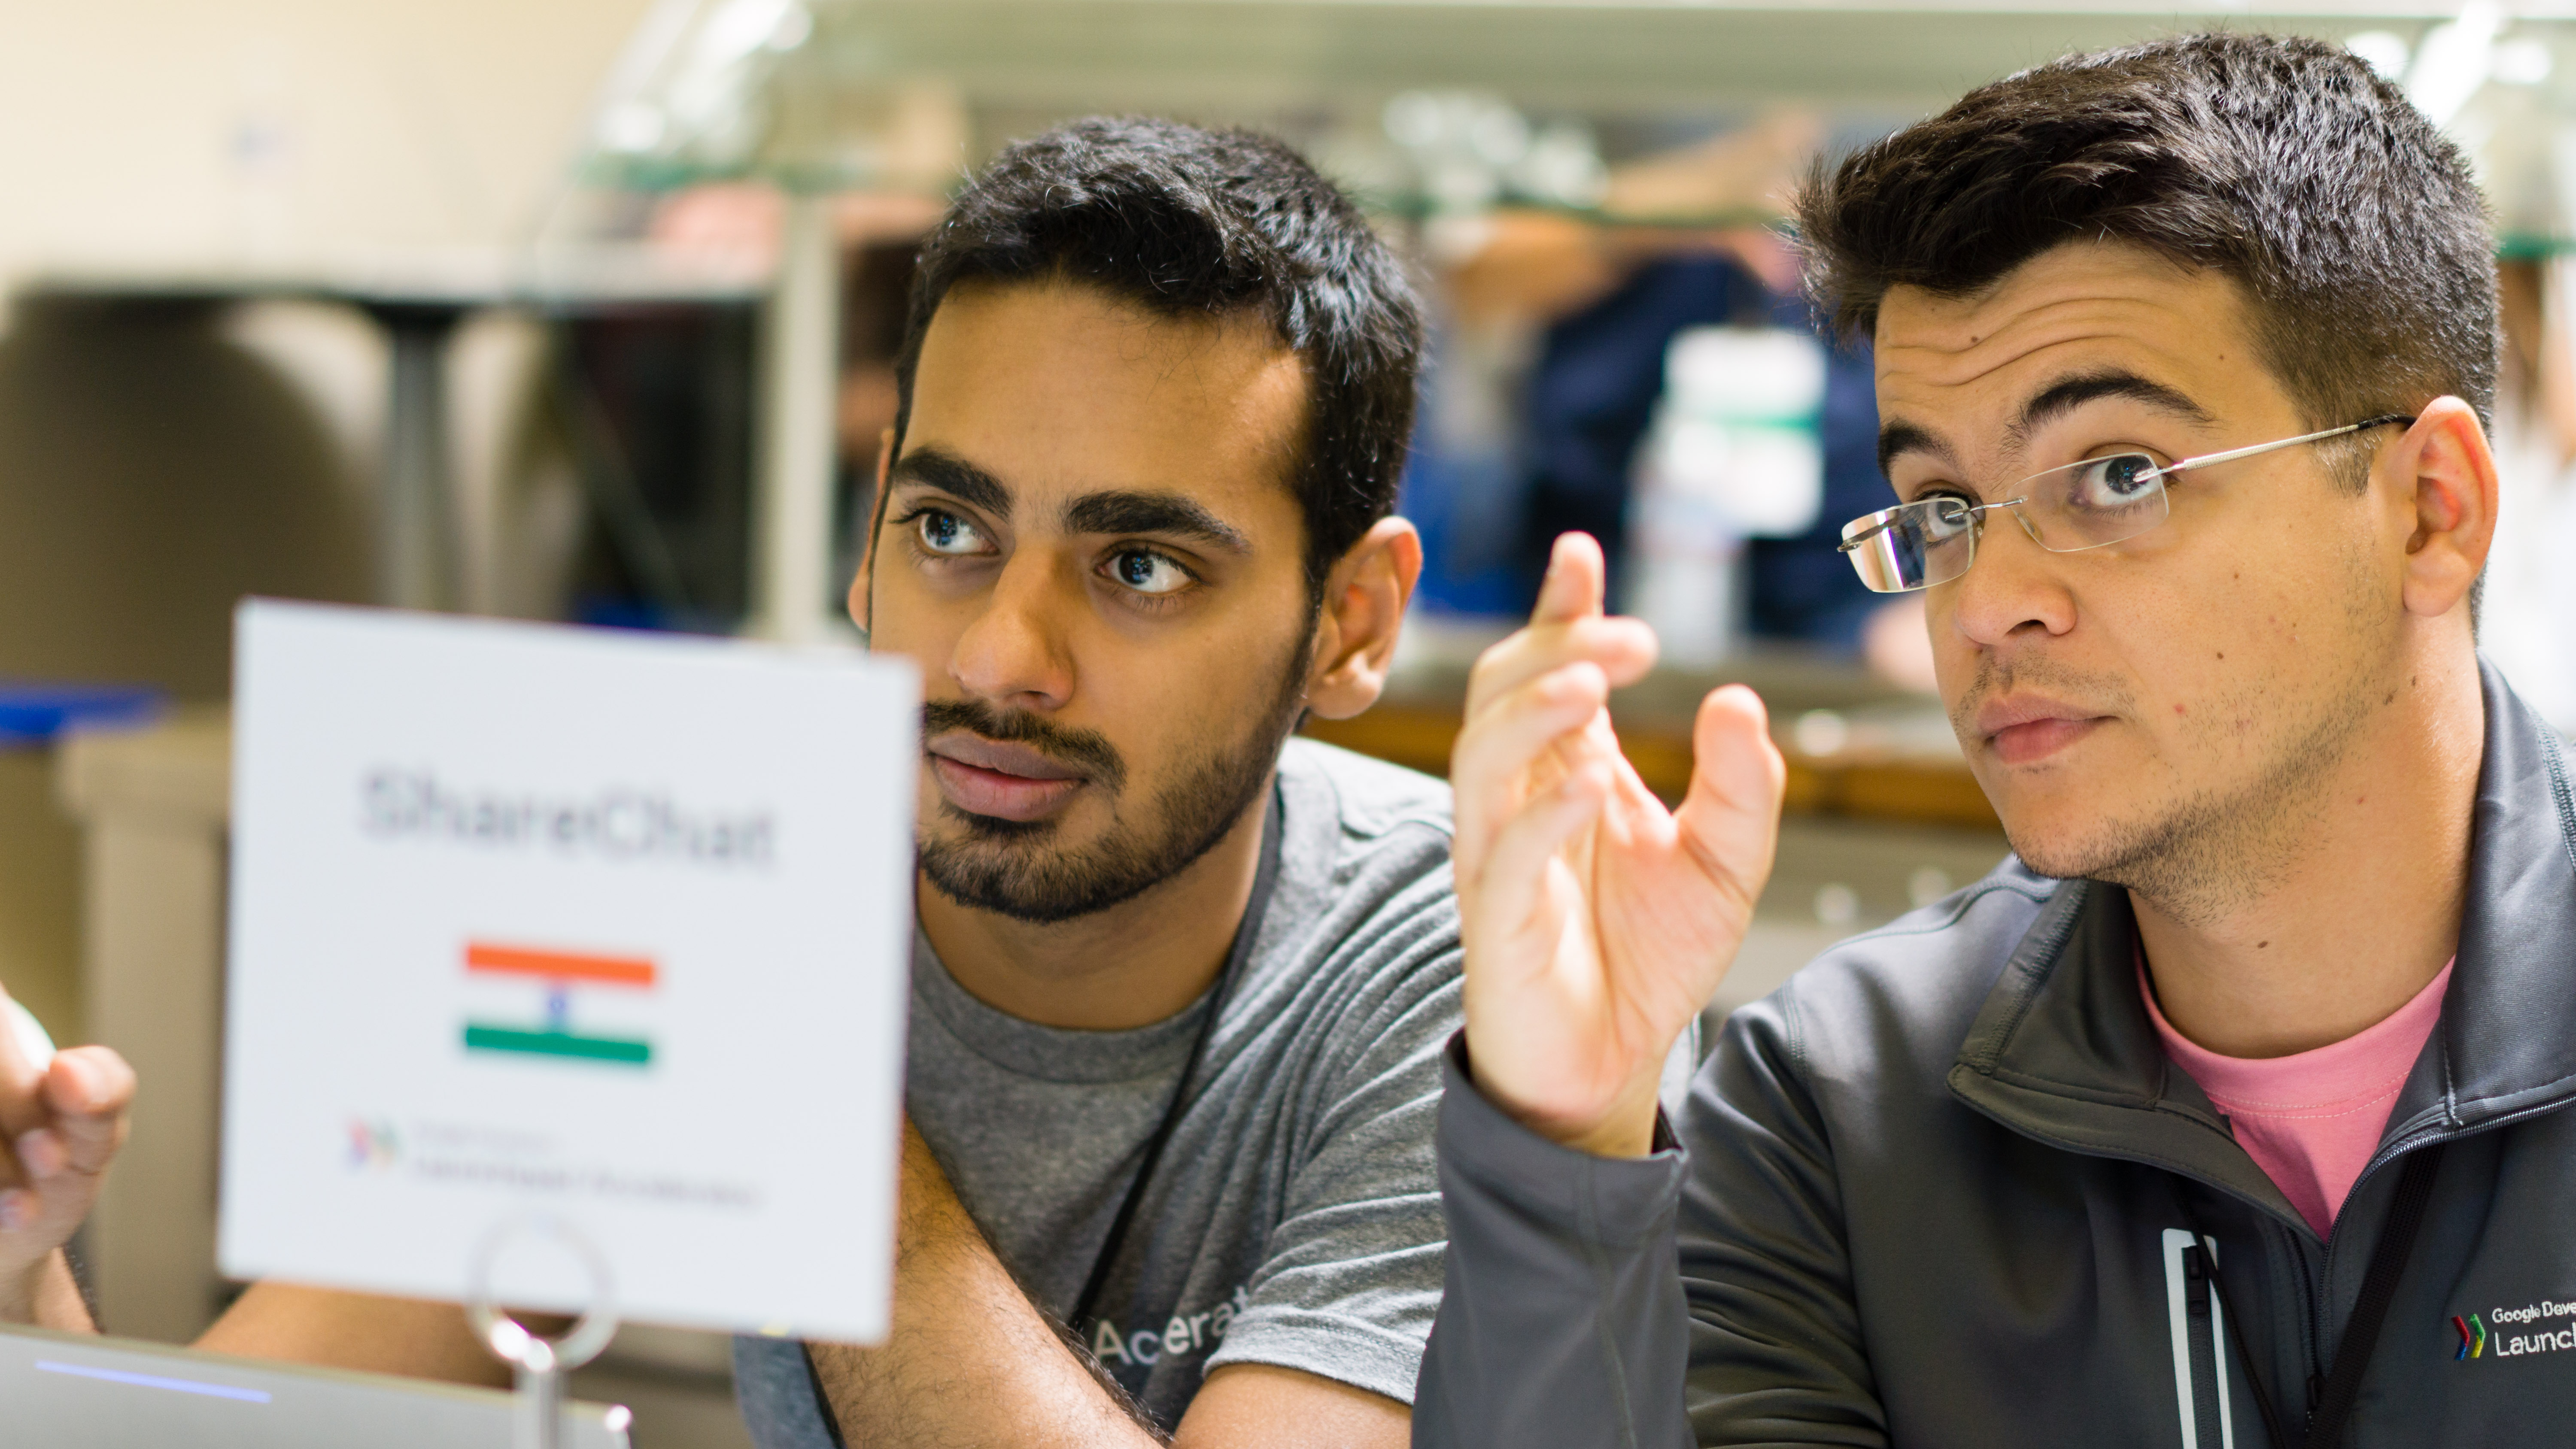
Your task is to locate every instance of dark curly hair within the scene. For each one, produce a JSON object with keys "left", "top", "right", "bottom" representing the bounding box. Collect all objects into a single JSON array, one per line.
[
  {"left": 1797, "top": 32, "right": 2498, "bottom": 460},
  {"left": 889, "top": 116, "right": 1423, "bottom": 602}
]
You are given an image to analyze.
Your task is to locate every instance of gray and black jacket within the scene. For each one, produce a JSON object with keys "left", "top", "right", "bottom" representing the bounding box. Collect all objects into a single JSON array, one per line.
[{"left": 1417, "top": 661, "right": 2576, "bottom": 1447}]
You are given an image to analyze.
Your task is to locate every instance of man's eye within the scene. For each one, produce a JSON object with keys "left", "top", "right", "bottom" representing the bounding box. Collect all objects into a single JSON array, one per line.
[
  {"left": 1107, "top": 549, "right": 1192, "bottom": 596},
  {"left": 2066, "top": 454, "right": 2164, "bottom": 510},
  {"left": 915, "top": 510, "right": 988, "bottom": 556}
]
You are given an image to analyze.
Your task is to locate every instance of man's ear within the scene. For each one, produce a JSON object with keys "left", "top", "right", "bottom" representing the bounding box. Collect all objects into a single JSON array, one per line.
[
  {"left": 2390, "top": 397, "right": 2497, "bottom": 624},
  {"left": 848, "top": 427, "right": 896, "bottom": 634},
  {"left": 1304, "top": 517, "right": 1423, "bottom": 721}
]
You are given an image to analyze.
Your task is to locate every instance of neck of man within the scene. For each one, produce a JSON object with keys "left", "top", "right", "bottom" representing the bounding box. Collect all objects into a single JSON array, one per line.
[
  {"left": 913, "top": 782, "right": 1274, "bottom": 1031},
  {"left": 2132, "top": 642, "right": 2485, "bottom": 1060}
]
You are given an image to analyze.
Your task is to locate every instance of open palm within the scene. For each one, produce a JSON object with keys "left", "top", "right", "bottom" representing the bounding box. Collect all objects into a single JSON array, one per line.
[{"left": 1452, "top": 534, "right": 1784, "bottom": 1156}]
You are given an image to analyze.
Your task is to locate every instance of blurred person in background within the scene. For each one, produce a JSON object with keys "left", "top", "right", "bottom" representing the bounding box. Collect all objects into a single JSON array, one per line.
[
  {"left": 1412, "top": 115, "right": 1936, "bottom": 689},
  {"left": 1421, "top": 34, "right": 2574, "bottom": 1445},
  {"left": 182, "top": 117, "right": 1460, "bottom": 1449}
]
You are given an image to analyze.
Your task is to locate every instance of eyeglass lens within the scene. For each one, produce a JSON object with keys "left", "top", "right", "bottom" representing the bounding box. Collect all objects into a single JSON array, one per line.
[
  {"left": 1843, "top": 498, "right": 1973, "bottom": 592},
  {"left": 2024, "top": 453, "right": 2169, "bottom": 551},
  {"left": 1841, "top": 453, "right": 2171, "bottom": 592}
]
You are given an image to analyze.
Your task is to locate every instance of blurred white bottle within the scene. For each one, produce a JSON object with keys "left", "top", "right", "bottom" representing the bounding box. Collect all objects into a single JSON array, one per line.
[{"left": 1625, "top": 326, "right": 1826, "bottom": 666}]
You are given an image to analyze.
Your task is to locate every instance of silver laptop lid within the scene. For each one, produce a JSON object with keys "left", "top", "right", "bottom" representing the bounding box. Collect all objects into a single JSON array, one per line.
[{"left": 2, "top": 1322, "right": 632, "bottom": 1448}]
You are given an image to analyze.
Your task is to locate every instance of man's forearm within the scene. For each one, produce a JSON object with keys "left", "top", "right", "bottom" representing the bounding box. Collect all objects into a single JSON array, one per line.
[
  {"left": 810, "top": 1123, "right": 1163, "bottom": 1448},
  {"left": 195, "top": 1284, "right": 517, "bottom": 1387}
]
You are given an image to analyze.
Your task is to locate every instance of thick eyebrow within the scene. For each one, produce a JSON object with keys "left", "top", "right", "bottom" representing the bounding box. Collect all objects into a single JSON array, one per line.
[
  {"left": 2005, "top": 370, "right": 2216, "bottom": 450},
  {"left": 1063, "top": 491, "right": 1252, "bottom": 554},
  {"left": 1876, "top": 419, "right": 1959, "bottom": 479},
  {"left": 1876, "top": 369, "right": 2219, "bottom": 482},
  {"left": 887, "top": 448, "right": 1252, "bottom": 554},
  {"left": 886, "top": 447, "right": 1011, "bottom": 518}
]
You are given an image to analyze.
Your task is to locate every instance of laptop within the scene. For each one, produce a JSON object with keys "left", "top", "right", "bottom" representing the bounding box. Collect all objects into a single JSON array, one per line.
[{"left": 2, "top": 1321, "right": 632, "bottom": 1447}]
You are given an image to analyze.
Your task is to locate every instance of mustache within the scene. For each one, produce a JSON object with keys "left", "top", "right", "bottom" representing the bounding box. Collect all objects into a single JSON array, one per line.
[
  {"left": 921, "top": 699, "right": 1128, "bottom": 794},
  {"left": 1948, "top": 653, "right": 2138, "bottom": 737}
]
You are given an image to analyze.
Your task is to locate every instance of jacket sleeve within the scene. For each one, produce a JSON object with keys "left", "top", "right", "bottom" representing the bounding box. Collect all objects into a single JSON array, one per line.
[
  {"left": 1413, "top": 1033, "right": 1696, "bottom": 1449},
  {"left": 1675, "top": 999, "right": 1885, "bottom": 1446},
  {"left": 1414, "top": 1003, "right": 1889, "bottom": 1449}
]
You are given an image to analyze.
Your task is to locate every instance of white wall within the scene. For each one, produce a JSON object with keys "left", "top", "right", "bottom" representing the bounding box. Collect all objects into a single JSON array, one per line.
[
  {"left": 0, "top": 0, "right": 656, "bottom": 1045},
  {"left": 0, "top": 0, "right": 656, "bottom": 282}
]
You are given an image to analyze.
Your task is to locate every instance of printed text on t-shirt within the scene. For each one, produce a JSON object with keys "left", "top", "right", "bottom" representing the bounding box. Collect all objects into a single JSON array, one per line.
[{"left": 1091, "top": 1285, "right": 1251, "bottom": 1369}]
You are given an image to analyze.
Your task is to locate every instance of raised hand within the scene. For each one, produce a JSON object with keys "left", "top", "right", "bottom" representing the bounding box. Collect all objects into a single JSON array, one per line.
[
  {"left": 0, "top": 981, "right": 134, "bottom": 1330},
  {"left": 1451, "top": 534, "right": 1784, "bottom": 1157}
]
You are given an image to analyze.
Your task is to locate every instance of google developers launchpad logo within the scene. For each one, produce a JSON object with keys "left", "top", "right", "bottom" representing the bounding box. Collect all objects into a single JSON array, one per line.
[
  {"left": 461, "top": 941, "right": 655, "bottom": 1067},
  {"left": 2455, "top": 1312, "right": 2488, "bottom": 1359}
]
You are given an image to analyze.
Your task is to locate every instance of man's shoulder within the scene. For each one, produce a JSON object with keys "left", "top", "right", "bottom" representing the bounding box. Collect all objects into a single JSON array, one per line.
[
  {"left": 1728, "top": 858, "right": 2064, "bottom": 1089},
  {"left": 1244, "top": 740, "right": 1460, "bottom": 1019},
  {"left": 1279, "top": 736, "right": 1455, "bottom": 844},
  {"left": 1271, "top": 738, "right": 1457, "bottom": 940}
]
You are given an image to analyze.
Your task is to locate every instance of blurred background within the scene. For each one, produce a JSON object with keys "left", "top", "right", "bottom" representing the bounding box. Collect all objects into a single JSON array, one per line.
[{"left": 3, "top": 0, "right": 2573, "bottom": 1440}]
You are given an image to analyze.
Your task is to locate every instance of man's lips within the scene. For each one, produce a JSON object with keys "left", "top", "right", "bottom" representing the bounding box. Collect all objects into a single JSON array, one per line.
[
  {"left": 929, "top": 734, "right": 1084, "bottom": 780},
  {"left": 1973, "top": 696, "right": 2114, "bottom": 767},
  {"left": 926, "top": 734, "right": 1088, "bottom": 822}
]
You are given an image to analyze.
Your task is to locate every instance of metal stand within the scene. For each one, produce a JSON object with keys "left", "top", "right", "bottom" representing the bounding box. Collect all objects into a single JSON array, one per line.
[
  {"left": 464, "top": 1214, "right": 620, "bottom": 1449},
  {"left": 749, "top": 191, "right": 843, "bottom": 645},
  {"left": 362, "top": 300, "right": 469, "bottom": 612}
]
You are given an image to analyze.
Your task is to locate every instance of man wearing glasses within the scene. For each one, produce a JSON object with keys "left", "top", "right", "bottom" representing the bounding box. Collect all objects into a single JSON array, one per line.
[{"left": 1419, "top": 33, "right": 2571, "bottom": 1446}]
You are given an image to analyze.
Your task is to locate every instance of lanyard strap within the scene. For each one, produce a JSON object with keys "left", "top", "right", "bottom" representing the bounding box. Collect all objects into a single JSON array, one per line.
[
  {"left": 1067, "top": 796, "right": 1283, "bottom": 1334},
  {"left": 2197, "top": 1141, "right": 2446, "bottom": 1449}
]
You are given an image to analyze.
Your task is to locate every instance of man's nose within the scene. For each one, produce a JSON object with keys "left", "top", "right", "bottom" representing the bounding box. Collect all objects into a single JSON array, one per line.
[
  {"left": 1945, "top": 506, "right": 2077, "bottom": 648},
  {"left": 950, "top": 553, "right": 1078, "bottom": 710}
]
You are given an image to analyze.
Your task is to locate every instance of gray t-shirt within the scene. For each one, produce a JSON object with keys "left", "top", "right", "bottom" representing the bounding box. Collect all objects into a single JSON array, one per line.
[{"left": 734, "top": 739, "right": 1462, "bottom": 1442}]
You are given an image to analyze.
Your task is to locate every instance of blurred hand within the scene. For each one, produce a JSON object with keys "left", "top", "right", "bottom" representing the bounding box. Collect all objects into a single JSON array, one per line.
[
  {"left": 0, "top": 983, "right": 133, "bottom": 1330},
  {"left": 1452, "top": 534, "right": 1785, "bottom": 1157}
]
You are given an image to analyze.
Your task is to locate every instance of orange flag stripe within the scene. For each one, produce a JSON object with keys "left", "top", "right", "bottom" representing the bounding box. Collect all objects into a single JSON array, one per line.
[{"left": 465, "top": 942, "right": 657, "bottom": 988}]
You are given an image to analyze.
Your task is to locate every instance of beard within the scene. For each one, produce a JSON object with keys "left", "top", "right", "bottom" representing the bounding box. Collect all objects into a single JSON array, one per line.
[{"left": 915, "top": 635, "right": 1313, "bottom": 925}]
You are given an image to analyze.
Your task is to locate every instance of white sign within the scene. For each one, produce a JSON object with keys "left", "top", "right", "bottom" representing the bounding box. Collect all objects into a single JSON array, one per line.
[{"left": 220, "top": 601, "right": 918, "bottom": 1342}]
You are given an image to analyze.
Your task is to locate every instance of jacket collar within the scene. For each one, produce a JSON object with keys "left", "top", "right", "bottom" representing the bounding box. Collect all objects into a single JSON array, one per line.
[{"left": 1947, "top": 659, "right": 2576, "bottom": 1213}]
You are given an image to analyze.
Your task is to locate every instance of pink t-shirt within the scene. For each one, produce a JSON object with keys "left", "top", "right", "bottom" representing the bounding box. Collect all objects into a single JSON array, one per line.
[{"left": 2142, "top": 958, "right": 2452, "bottom": 1238}]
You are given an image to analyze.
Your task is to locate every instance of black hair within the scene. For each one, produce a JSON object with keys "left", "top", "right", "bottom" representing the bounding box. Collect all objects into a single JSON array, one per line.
[
  {"left": 888, "top": 116, "right": 1424, "bottom": 600},
  {"left": 1797, "top": 33, "right": 2498, "bottom": 458}
]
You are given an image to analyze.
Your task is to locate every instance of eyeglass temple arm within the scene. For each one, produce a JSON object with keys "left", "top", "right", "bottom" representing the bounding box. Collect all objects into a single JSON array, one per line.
[{"left": 2160, "top": 414, "right": 2416, "bottom": 476}]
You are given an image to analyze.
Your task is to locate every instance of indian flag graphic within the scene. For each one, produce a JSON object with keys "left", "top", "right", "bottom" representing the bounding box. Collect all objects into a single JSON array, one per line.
[{"left": 461, "top": 940, "right": 655, "bottom": 1067}]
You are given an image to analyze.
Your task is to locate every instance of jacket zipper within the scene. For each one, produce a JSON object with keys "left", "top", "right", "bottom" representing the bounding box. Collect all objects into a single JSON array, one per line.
[
  {"left": 2186, "top": 1245, "right": 2229, "bottom": 1448},
  {"left": 2305, "top": 1130, "right": 2438, "bottom": 1427},
  {"left": 2163, "top": 1229, "right": 2238, "bottom": 1449}
]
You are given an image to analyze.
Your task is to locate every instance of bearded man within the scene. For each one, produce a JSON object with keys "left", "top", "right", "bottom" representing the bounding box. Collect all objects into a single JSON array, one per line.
[{"left": 199, "top": 117, "right": 1460, "bottom": 1449}]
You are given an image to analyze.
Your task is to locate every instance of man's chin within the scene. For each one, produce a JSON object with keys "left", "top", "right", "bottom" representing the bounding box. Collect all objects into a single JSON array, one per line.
[
  {"left": 1990, "top": 795, "right": 2153, "bottom": 884},
  {"left": 918, "top": 834, "right": 1125, "bottom": 924},
  {"left": 915, "top": 816, "right": 1221, "bottom": 927}
]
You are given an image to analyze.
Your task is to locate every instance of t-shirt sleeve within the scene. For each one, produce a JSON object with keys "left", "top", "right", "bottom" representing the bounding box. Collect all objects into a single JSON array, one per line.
[{"left": 1200, "top": 879, "right": 1460, "bottom": 1407}]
